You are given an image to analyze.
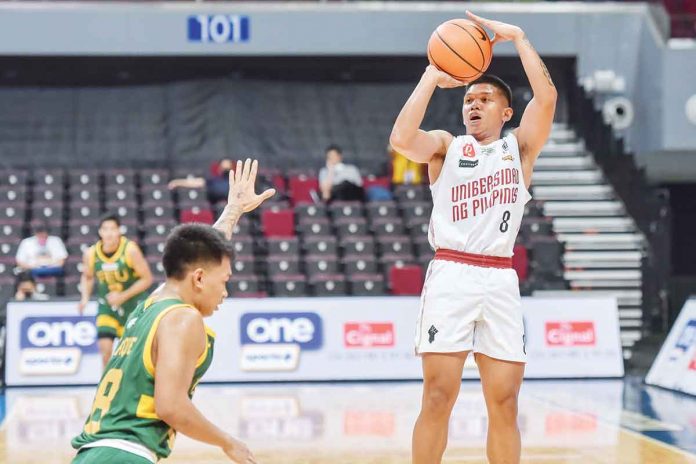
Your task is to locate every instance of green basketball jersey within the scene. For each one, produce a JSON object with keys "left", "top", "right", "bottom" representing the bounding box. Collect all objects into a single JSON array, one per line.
[
  {"left": 72, "top": 298, "right": 216, "bottom": 460},
  {"left": 91, "top": 237, "right": 147, "bottom": 330}
]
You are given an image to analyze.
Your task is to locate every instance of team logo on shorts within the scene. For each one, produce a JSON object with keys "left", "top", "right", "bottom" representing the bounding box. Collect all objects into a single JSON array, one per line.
[{"left": 428, "top": 325, "right": 438, "bottom": 343}]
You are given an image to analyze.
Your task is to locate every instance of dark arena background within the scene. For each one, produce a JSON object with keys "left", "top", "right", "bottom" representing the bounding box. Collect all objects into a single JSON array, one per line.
[{"left": 0, "top": 1, "right": 695, "bottom": 463}]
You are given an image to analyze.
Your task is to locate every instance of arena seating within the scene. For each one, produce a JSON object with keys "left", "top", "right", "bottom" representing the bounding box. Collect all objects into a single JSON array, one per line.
[{"left": 0, "top": 161, "right": 563, "bottom": 298}]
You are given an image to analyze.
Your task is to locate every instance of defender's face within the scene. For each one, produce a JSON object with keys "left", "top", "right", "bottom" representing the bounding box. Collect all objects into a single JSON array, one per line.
[
  {"left": 98, "top": 220, "right": 121, "bottom": 247},
  {"left": 197, "top": 256, "right": 231, "bottom": 317},
  {"left": 462, "top": 83, "right": 512, "bottom": 135}
]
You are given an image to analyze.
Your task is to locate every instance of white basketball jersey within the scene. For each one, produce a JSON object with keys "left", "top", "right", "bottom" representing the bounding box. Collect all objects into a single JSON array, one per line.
[{"left": 428, "top": 132, "right": 531, "bottom": 257}]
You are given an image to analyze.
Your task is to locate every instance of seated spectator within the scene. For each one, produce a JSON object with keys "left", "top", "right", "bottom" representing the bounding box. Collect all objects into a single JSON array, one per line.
[
  {"left": 14, "top": 271, "right": 49, "bottom": 301},
  {"left": 389, "top": 143, "right": 424, "bottom": 185},
  {"left": 168, "top": 158, "right": 233, "bottom": 204},
  {"left": 169, "top": 158, "right": 276, "bottom": 204},
  {"left": 15, "top": 221, "right": 67, "bottom": 278},
  {"left": 319, "top": 145, "right": 365, "bottom": 202}
]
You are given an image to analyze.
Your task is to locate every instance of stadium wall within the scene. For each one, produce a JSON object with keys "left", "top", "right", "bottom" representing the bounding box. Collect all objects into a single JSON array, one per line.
[{"left": 0, "top": 2, "right": 693, "bottom": 180}]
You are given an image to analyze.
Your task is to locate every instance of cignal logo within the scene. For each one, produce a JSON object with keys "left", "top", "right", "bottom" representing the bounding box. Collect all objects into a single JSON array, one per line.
[
  {"left": 545, "top": 321, "right": 596, "bottom": 347},
  {"left": 240, "top": 312, "right": 323, "bottom": 350},
  {"left": 344, "top": 323, "right": 395, "bottom": 348},
  {"left": 20, "top": 317, "right": 98, "bottom": 353}
]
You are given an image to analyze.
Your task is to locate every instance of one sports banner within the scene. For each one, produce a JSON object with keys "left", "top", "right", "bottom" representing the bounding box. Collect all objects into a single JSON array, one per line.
[{"left": 5, "top": 294, "right": 623, "bottom": 386}]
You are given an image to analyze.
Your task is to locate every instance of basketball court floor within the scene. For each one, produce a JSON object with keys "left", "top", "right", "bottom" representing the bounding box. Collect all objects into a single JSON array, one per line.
[{"left": 1, "top": 378, "right": 695, "bottom": 464}]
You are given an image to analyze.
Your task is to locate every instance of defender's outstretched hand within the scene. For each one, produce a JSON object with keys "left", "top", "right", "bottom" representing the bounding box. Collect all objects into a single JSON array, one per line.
[
  {"left": 223, "top": 437, "right": 258, "bottom": 464},
  {"left": 228, "top": 159, "right": 276, "bottom": 213},
  {"left": 466, "top": 11, "right": 524, "bottom": 46}
]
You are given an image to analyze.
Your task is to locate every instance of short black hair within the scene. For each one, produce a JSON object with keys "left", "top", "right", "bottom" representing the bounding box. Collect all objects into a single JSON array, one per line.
[
  {"left": 33, "top": 220, "right": 49, "bottom": 234},
  {"left": 466, "top": 74, "right": 512, "bottom": 107},
  {"left": 162, "top": 224, "right": 234, "bottom": 279},
  {"left": 325, "top": 144, "right": 343, "bottom": 156},
  {"left": 99, "top": 212, "right": 121, "bottom": 228}
]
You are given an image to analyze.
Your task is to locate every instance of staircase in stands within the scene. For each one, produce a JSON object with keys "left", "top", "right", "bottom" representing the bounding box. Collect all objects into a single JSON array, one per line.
[{"left": 532, "top": 123, "right": 645, "bottom": 359}]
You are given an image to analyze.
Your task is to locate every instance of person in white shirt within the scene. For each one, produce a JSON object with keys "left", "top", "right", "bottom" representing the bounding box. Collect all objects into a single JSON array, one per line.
[
  {"left": 318, "top": 145, "right": 365, "bottom": 202},
  {"left": 390, "top": 11, "right": 557, "bottom": 464},
  {"left": 15, "top": 221, "right": 68, "bottom": 277}
]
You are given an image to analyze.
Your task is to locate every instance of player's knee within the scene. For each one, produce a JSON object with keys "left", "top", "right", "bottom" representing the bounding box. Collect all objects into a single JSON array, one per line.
[
  {"left": 487, "top": 389, "right": 518, "bottom": 421},
  {"left": 422, "top": 384, "right": 457, "bottom": 416}
]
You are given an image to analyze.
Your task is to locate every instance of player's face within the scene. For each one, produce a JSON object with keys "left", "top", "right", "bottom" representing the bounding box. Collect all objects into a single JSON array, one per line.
[
  {"left": 197, "top": 256, "right": 231, "bottom": 317},
  {"left": 98, "top": 220, "right": 121, "bottom": 247},
  {"left": 462, "top": 83, "right": 512, "bottom": 135}
]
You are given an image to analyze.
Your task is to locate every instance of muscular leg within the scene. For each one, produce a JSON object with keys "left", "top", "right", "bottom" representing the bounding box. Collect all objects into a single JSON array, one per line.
[
  {"left": 476, "top": 353, "right": 525, "bottom": 464},
  {"left": 98, "top": 337, "right": 115, "bottom": 368},
  {"left": 412, "top": 352, "right": 468, "bottom": 464}
]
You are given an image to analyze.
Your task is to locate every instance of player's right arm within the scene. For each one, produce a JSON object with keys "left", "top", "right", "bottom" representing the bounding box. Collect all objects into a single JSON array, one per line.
[
  {"left": 390, "top": 66, "right": 462, "bottom": 165},
  {"left": 153, "top": 308, "right": 257, "bottom": 464},
  {"left": 78, "top": 246, "right": 95, "bottom": 315}
]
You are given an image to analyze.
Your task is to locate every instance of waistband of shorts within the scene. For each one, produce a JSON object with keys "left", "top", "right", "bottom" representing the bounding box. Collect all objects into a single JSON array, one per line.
[
  {"left": 434, "top": 249, "right": 512, "bottom": 269},
  {"left": 80, "top": 438, "right": 157, "bottom": 463}
]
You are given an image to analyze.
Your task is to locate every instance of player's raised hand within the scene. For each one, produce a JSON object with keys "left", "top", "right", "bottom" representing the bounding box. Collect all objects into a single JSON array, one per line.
[
  {"left": 227, "top": 158, "right": 276, "bottom": 213},
  {"left": 222, "top": 437, "right": 258, "bottom": 464},
  {"left": 466, "top": 11, "right": 524, "bottom": 46},
  {"left": 425, "top": 65, "right": 468, "bottom": 88}
]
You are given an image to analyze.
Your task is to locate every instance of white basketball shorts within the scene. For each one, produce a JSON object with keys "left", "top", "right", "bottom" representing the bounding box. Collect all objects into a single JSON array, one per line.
[{"left": 414, "top": 258, "right": 527, "bottom": 363}]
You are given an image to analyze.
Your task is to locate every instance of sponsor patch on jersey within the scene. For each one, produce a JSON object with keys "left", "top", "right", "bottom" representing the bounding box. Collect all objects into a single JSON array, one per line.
[
  {"left": 462, "top": 143, "right": 476, "bottom": 158},
  {"left": 481, "top": 146, "right": 495, "bottom": 156},
  {"left": 502, "top": 154, "right": 514, "bottom": 162},
  {"left": 459, "top": 159, "right": 479, "bottom": 168},
  {"left": 101, "top": 262, "right": 119, "bottom": 272}
]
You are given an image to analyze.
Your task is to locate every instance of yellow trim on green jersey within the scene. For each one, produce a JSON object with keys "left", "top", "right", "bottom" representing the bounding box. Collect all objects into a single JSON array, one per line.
[
  {"left": 124, "top": 241, "right": 139, "bottom": 273},
  {"left": 136, "top": 394, "right": 159, "bottom": 420},
  {"left": 96, "top": 237, "right": 127, "bottom": 264},
  {"left": 142, "top": 304, "right": 195, "bottom": 376}
]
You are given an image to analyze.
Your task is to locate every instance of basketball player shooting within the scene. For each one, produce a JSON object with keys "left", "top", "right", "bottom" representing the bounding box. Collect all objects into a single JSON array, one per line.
[{"left": 390, "top": 11, "right": 557, "bottom": 464}]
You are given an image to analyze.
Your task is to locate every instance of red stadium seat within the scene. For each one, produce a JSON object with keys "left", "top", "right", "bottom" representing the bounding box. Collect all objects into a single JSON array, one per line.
[
  {"left": 512, "top": 243, "right": 529, "bottom": 282},
  {"left": 261, "top": 209, "right": 295, "bottom": 237},
  {"left": 180, "top": 207, "right": 214, "bottom": 224},
  {"left": 288, "top": 175, "right": 319, "bottom": 204},
  {"left": 389, "top": 264, "right": 423, "bottom": 295},
  {"left": 362, "top": 176, "right": 390, "bottom": 190}
]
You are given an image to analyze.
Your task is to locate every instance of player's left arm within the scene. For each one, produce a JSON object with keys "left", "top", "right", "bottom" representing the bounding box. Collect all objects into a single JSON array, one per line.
[
  {"left": 467, "top": 12, "right": 557, "bottom": 187},
  {"left": 118, "top": 242, "right": 153, "bottom": 302},
  {"left": 213, "top": 158, "right": 275, "bottom": 240}
]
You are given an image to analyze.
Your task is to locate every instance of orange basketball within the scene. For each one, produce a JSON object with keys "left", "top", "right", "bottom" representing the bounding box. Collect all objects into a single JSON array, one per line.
[{"left": 427, "top": 19, "right": 492, "bottom": 82}]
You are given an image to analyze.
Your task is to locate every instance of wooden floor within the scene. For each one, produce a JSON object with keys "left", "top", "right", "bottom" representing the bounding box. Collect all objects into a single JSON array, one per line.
[{"left": 1, "top": 381, "right": 695, "bottom": 464}]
